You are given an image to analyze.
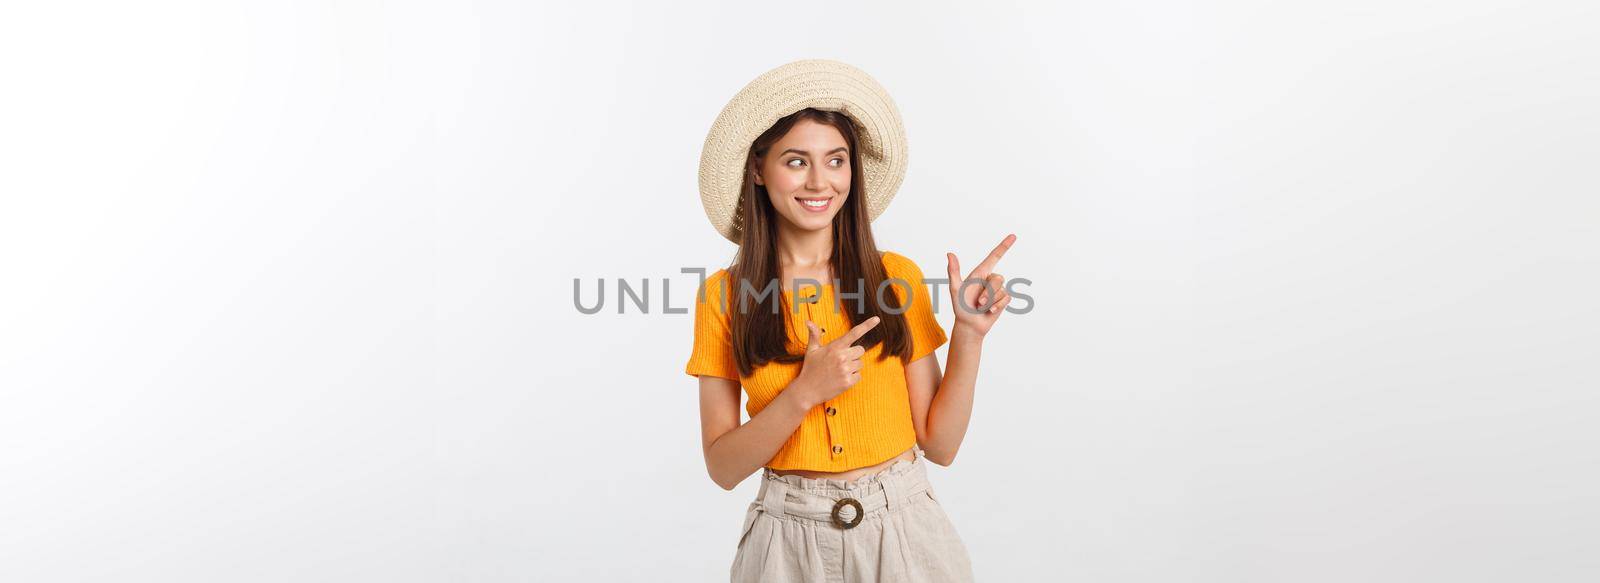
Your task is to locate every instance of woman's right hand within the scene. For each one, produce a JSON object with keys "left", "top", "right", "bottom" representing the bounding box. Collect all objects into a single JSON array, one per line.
[{"left": 793, "top": 316, "right": 881, "bottom": 408}]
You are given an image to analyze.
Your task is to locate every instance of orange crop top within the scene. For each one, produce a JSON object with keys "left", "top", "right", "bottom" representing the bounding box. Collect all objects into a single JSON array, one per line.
[{"left": 685, "top": 250, "right": 948, "bottom": 472}]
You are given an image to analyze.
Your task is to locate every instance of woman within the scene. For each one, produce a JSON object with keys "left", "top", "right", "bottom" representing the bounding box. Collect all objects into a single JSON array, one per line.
[{"left": 686, "top": 59, "right": 1015, "bottom": 582}]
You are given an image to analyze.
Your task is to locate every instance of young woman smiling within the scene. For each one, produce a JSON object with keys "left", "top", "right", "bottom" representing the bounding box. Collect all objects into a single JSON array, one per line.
[{"left": 687, "top": 60, "right": 1016, "bottom": 582}]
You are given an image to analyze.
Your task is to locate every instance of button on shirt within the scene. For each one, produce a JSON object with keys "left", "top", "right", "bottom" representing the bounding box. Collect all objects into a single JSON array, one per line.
[{"left": 685, "top": 251, "right": 948, "bottom": 472}]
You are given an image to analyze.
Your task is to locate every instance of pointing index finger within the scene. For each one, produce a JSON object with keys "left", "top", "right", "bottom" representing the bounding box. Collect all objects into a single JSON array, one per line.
[
  {"left": 970, "top": 233, "right": 1017, "bottom": 279},
  {"left": 836, "top": 316, "right": 881, "bottom": 347}
]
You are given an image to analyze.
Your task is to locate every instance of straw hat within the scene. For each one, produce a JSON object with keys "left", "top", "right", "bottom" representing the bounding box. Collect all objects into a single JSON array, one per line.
[{"left": 697, "top": 59, "right": 909, "bottom": 244}]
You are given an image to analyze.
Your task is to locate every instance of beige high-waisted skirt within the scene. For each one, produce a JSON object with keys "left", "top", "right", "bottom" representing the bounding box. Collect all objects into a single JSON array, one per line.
[{"left": 731, "top": 450, "right": 974, "bottom": 582}]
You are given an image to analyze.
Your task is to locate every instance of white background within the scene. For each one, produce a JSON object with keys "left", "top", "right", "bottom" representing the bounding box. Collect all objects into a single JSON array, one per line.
[{"left": 2, "top": 1, "right": 1597, "bottom": 581}]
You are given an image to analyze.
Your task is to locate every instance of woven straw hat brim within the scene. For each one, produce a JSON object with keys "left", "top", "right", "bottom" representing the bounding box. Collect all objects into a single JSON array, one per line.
[{"left": 698, "top": 59, "right": 908, "bottom": 244}]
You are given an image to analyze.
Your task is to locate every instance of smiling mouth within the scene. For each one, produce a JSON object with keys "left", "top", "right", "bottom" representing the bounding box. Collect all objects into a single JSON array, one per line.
[{"left": 796, "top": 197, "right": 833, "bottom": 212}]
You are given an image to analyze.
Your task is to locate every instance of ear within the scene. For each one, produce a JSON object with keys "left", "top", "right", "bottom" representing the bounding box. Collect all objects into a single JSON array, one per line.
[{"left": 749, "top": 159, "right": 764, "bottom": 186}]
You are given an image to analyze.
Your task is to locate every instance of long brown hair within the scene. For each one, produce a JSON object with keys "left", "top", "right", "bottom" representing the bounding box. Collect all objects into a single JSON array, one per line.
[{"left": 725, "top": 108, "right": 912, "bottom": 377}]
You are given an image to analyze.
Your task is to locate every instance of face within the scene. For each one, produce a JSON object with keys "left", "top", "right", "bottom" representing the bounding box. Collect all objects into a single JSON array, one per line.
[{"left": 754, "top": 118, "right": 852, "bottom": 234}]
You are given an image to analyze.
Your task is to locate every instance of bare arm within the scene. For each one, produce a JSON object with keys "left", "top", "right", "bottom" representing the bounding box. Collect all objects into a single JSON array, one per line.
[
  {"left": 906, "top": 234, "right": 1017, "bottom": 467},
  {"left": 698, "top": 376, "right": 812, "bottom": 490},
  {"left": 905, "top": 328, "right": 983, "bottom": 466},
  {"left": 697, "top": 316, "right": 883, "bottom": 490}
]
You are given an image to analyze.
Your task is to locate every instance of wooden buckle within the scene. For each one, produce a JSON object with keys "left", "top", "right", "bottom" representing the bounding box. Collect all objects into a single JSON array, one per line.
[{"left": 830, "top": 497, "right": 864, "bottom": 529}]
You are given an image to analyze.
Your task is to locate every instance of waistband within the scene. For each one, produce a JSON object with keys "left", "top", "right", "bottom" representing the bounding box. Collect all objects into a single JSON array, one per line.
[{"left": 753, "top": 450, "right": 932, "bottom": 527}]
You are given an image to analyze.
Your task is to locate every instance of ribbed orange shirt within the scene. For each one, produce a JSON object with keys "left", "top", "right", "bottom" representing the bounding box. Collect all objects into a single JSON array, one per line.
[{"left": 685, "top": 251, "right": 948, "bottom": 472}]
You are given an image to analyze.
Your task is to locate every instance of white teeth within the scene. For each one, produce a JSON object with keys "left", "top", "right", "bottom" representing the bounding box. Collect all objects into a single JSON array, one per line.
[{"left": 802, "top": 199, "right": 828, "bottom": 207}]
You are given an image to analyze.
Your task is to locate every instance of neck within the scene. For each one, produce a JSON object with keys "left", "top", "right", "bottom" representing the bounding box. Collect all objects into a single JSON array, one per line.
[{"left": 775, "top": 221, "right": 833, "bottom": 269}]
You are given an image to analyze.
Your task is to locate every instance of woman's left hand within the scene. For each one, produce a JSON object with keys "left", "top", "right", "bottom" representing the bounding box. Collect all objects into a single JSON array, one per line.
[{"left": 946, "top": 234, "right": 1017, "bottom": 339}]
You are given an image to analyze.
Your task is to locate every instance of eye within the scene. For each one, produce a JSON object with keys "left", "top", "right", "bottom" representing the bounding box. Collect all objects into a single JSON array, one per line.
[
  {"left": 786, "top": 159, "right": 805, "bottom": 168},
  {"left": 829, "top": 157, "right": 845, "bottom": 167}
]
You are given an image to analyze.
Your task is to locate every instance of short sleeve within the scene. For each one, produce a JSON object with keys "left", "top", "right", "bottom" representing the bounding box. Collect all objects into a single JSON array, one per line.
[
  {"left": 883, "top": 252, "right": 948, "bottom": 363},
  {"left": 685, "top": 270, "right": 741, "bottom": 381}
]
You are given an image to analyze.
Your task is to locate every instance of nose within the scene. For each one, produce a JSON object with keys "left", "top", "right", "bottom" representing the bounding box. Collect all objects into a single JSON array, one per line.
[{"left": 804, "top": 167, "right": 826, "bottom": 192}]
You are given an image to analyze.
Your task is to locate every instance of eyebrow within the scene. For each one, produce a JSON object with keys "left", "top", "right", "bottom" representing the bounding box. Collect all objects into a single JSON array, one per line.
[{"left": 780, "top": 147, "right": 848, "bottom": 157}]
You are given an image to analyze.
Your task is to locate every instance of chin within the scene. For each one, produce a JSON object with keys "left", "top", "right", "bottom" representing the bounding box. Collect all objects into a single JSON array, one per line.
[{"left": 792, "top": 219, "right": 834, "bottom": 234}]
